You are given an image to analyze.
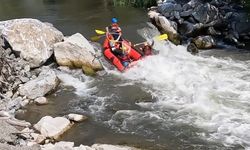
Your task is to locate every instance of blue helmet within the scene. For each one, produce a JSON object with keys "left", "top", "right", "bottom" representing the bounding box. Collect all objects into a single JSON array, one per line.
[{"left": 111, "top": 17, "right": 118, "bottom": 23}]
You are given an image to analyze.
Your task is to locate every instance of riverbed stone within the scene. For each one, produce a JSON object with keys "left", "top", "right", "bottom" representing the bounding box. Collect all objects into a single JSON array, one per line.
[
  {"left": 41, "top": 142, "right": 76, "bottom": 150},
  {"left": 92, "top": 144, "right": 140, "bottom": 150},
  {"left": 18, "top": 69, "right": 59, "bottom": 100},
  {"left": 34, "top": 97, "right": 48, "bottom": 105},
  {"left": 1, "top": 18, "right": 64, "bottom": 68},
  {"left": 0, "top": 143, "right": 41, "bottom": 150},
  {"left": 192, "top": 3, "right": 219, "bottom": 24},
  {"left": 30, "top": 133, "right": 46, "bottom": 144},
  {"left": 34, "top": 116, "right": 72, "bottom": 139},
  {"left": 0, "top": 120, "right": 19, "bottom": 143},
  {"left": 41, "top": 142, "right": 140, "bottom": 150},
  {"left": 192, "top": 35, "right": 216, "bottom": 49},
  {"left": 54, "top": 33, "right": 103, "bottom": 71},
  {"left": 20, "top": 99, "right": 30, "bottom": 107},
  {"left": 67, "top": 114, "right": 88, "bottom": 122}
]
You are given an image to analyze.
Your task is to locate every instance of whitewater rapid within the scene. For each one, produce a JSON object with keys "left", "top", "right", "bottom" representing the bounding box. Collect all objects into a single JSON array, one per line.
[
  {"left": 54, "top": 31, "right": 250, "bottom": 149},
  {"left": 114, "top": 40, "right": 250, "bottom": 148}
]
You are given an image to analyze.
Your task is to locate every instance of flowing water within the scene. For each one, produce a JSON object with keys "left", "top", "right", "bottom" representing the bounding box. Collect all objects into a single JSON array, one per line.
[{"left": 2, "top": 0, "right": 250, "bottom": 149}]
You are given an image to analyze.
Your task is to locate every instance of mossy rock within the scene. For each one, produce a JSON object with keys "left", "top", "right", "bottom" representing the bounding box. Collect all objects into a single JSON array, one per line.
[{"left": 82, "top": 65, "right": 96, "bottom": 76}]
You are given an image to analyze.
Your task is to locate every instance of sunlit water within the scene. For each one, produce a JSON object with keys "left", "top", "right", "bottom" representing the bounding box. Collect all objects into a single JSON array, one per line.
[{"left": 4, "top": 0, "right": 250, "bottom": 149}]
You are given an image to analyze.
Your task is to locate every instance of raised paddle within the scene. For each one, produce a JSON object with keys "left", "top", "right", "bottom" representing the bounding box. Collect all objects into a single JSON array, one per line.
[
  {"left": 90, "top": 29, "right": 120, "bottom": 41},
  {"left": 134, "top": 34, "right": 168, "bottom": 47},
  {"left": 90, "top": 35, "right": 105, "bottom": 41},
  {"left": 92, "top": 29, "right": 168, "bottom": 43},
  {"left": 95, "top": 29, "right": 106, "bottom": 35}
]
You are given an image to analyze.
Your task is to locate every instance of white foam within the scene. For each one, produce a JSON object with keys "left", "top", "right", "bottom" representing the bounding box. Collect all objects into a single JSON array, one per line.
[
  {"left": 117, "top": 40, "right": 250, "bottom": 148},
  {"left": 56, "top": 70, "right": 96, "bottom": 96}
]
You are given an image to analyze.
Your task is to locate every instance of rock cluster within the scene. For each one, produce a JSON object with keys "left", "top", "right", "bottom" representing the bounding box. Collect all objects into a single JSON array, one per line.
[
  {"left": 41, "top": 142, "right": 140, "bottom": 150},
  {"left": 0, "top": 18, "right": 103, "bottom": 113},
  {"left": 0, "top": 18, "right": 109, "bottom": 150},
  {"left": 149, "top": 0, "right": 250, "bottom": 52}
]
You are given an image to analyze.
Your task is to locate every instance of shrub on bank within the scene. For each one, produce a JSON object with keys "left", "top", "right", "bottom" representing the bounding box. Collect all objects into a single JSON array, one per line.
[{"left": 113, "top": 0, "right": 156, "bottom": 8}]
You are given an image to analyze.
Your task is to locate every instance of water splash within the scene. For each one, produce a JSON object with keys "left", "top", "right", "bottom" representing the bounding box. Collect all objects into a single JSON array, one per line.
[
  {"left": 56, "top": 69, "right": 96, "bottom": 96},
  {"left": 117, "top": 39, "right": 250, "bottom": 148}
]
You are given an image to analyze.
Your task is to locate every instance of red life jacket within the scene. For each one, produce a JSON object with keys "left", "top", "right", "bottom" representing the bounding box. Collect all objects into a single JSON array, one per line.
[{"left": 110, "top": 23, "right": 121, "bottom": 33}]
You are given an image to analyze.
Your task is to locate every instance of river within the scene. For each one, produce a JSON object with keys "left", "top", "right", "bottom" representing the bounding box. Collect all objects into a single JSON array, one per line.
[{"left": 1, "top": 0, "right": 250, "bottom": 150}]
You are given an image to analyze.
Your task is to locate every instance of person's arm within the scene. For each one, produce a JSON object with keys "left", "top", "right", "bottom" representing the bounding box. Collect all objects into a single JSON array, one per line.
[{"left": 117, "top": 26, "right": 122, "bottom": 33}]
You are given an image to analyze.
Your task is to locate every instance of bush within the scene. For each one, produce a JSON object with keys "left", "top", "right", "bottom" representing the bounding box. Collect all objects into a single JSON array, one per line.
[{"left": 113, "top": 0, "right": 157, "bottom": 8}]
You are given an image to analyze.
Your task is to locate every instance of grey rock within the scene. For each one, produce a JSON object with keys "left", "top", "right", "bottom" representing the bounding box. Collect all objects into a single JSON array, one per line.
[
  {"left": 20, "top": 76, "right": 30, "bottom": 83},
  {"left": 6, "top": 97, "right": 23, "bottom": 111},
  {"left": 67, "top": 114, "right": 88, "bottom": 122},
  {"left": 207, "top": 27, "right": 221, "bottom": 35},
  {"left": 0, "top": 111, "right": 12, "bottom": 118},
  {"left": 242, "top": 35, "right": 250, "bottom": 40},
  {"left": 234, "top": 21, "right": 250, "bottom": 35},
  {"left": 92, "top": 144, "right": 141, "bottom": 150},
  {"left": 192, "top": 35, "right": 216, "bottom": 49},
  {"left": 180, "top": 9, "right": 193, "bottom": 17},
  {"left": 187, "top": 43, "right": 199, "bottom": 54},
  {"left": 0, "top": 120, "right": 18, "bottom": 143},
  {"left": 20, "top": 99, "right": 30, "bottom": 107},
  {"left": 5, "top": 91, "right": 13, "bottom": 98},
  {"left": 34, "top": 97, "right": 48, "bottom": 105},
  {"left": 24, "top": 65, "right": 30, "bottom": 72},
  {"left": 54, "top": 33, "right": 103, "bottom": 71},
  {"left": 0, "top": 37, "right": 4, "bottom": 47},
  {"left": 192, "top": 3, "right": 219, "bottom": 24},
  {"left": 158, "top": 2, "right": 181, "bottom": 14},
  {"left": 6, "top": 118, "right": 31, "bottom": 127},
  {"left": 2, "top": 18, "right": 64, "bottom": 68},
  {"left": 5, "top": 48, "right": 12, "bottom": 56},
  {"left": 18, "top": 69, "right": 59, "bottom": 99},
  {"left": 179, "top": 21, "right": 195, "bottom": 35},
  {"left": 30, "top": 133, "right": 46, "bottom": 144},
  {"left": 0, "top": 143, "right": 41, "bottom": 150},
  {"left": 34, "top": 116, "right": 72, "bottom": 139},
  {"left": 173, "top": 11, "right": 180, "bottom": 20}
]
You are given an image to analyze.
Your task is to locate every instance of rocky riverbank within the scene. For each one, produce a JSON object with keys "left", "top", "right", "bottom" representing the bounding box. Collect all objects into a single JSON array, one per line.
[
  {"left": 148, "top": 0, "right": 250, "bottom": 53},
  {"left": 0, "top": 18, "right": 139, "bottom": 150}
]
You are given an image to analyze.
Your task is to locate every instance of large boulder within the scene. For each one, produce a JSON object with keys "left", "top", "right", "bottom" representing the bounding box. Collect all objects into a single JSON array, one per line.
[
  {"left": 148, "top": 11, "right": 181, "bottom": 45},
  {"left": 34, "top": 116, "right": 72, "bottom": 139},
  {"left": 18, "top": 69, "right": 59, "bottom": 99},
  {"left": 192, "top": 3, "right": 219, "bottom": 24},
  {"left": 158, "top": 2, "right": 182, "bottom": 16},
  {"left": 1, "top": 19, "right": 64, "bottom": 68},
  {"left": 54, "top": 33, "right": 103, "bottom": 71},
  {"left": 192, "top": 35, "right": 216, "bottom": 49}
]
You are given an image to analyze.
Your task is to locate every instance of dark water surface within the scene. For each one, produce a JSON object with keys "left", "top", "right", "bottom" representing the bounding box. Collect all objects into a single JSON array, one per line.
[{"left": 0, "top": 0, "right": 148, "bottom": 42}]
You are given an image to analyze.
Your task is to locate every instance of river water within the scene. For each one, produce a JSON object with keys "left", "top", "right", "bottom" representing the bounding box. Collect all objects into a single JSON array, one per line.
[{"left": 1, "top": 0, "right": 250, "bottom": 150}]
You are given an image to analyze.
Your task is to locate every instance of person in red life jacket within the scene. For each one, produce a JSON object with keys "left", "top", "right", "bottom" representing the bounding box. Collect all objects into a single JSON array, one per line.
[
  {"left": 106, "top": 17, "right": 130, "bottom": 67},
  {"left": 139, "top": 41, "right": 154, "bottom": 56},
  {"left": 108, "top": 17, "right": 122, "bottom": 41}
]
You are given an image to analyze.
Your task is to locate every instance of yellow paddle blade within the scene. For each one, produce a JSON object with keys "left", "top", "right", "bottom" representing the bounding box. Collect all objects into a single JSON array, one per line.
[
  {"left": 91, "top": 36, "right": 101, "bottom": 41},
  {"left": 95, "top": 29, "right": 106, "bottom": 35},
  {"left": 156, "top": 34, "right": 168, "bottom": 40}
]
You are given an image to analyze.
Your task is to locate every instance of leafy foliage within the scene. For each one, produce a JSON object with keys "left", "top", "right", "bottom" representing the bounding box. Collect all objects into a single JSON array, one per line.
[{"left": 113, "top": 0, "right": 157, "bottom": 8}]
